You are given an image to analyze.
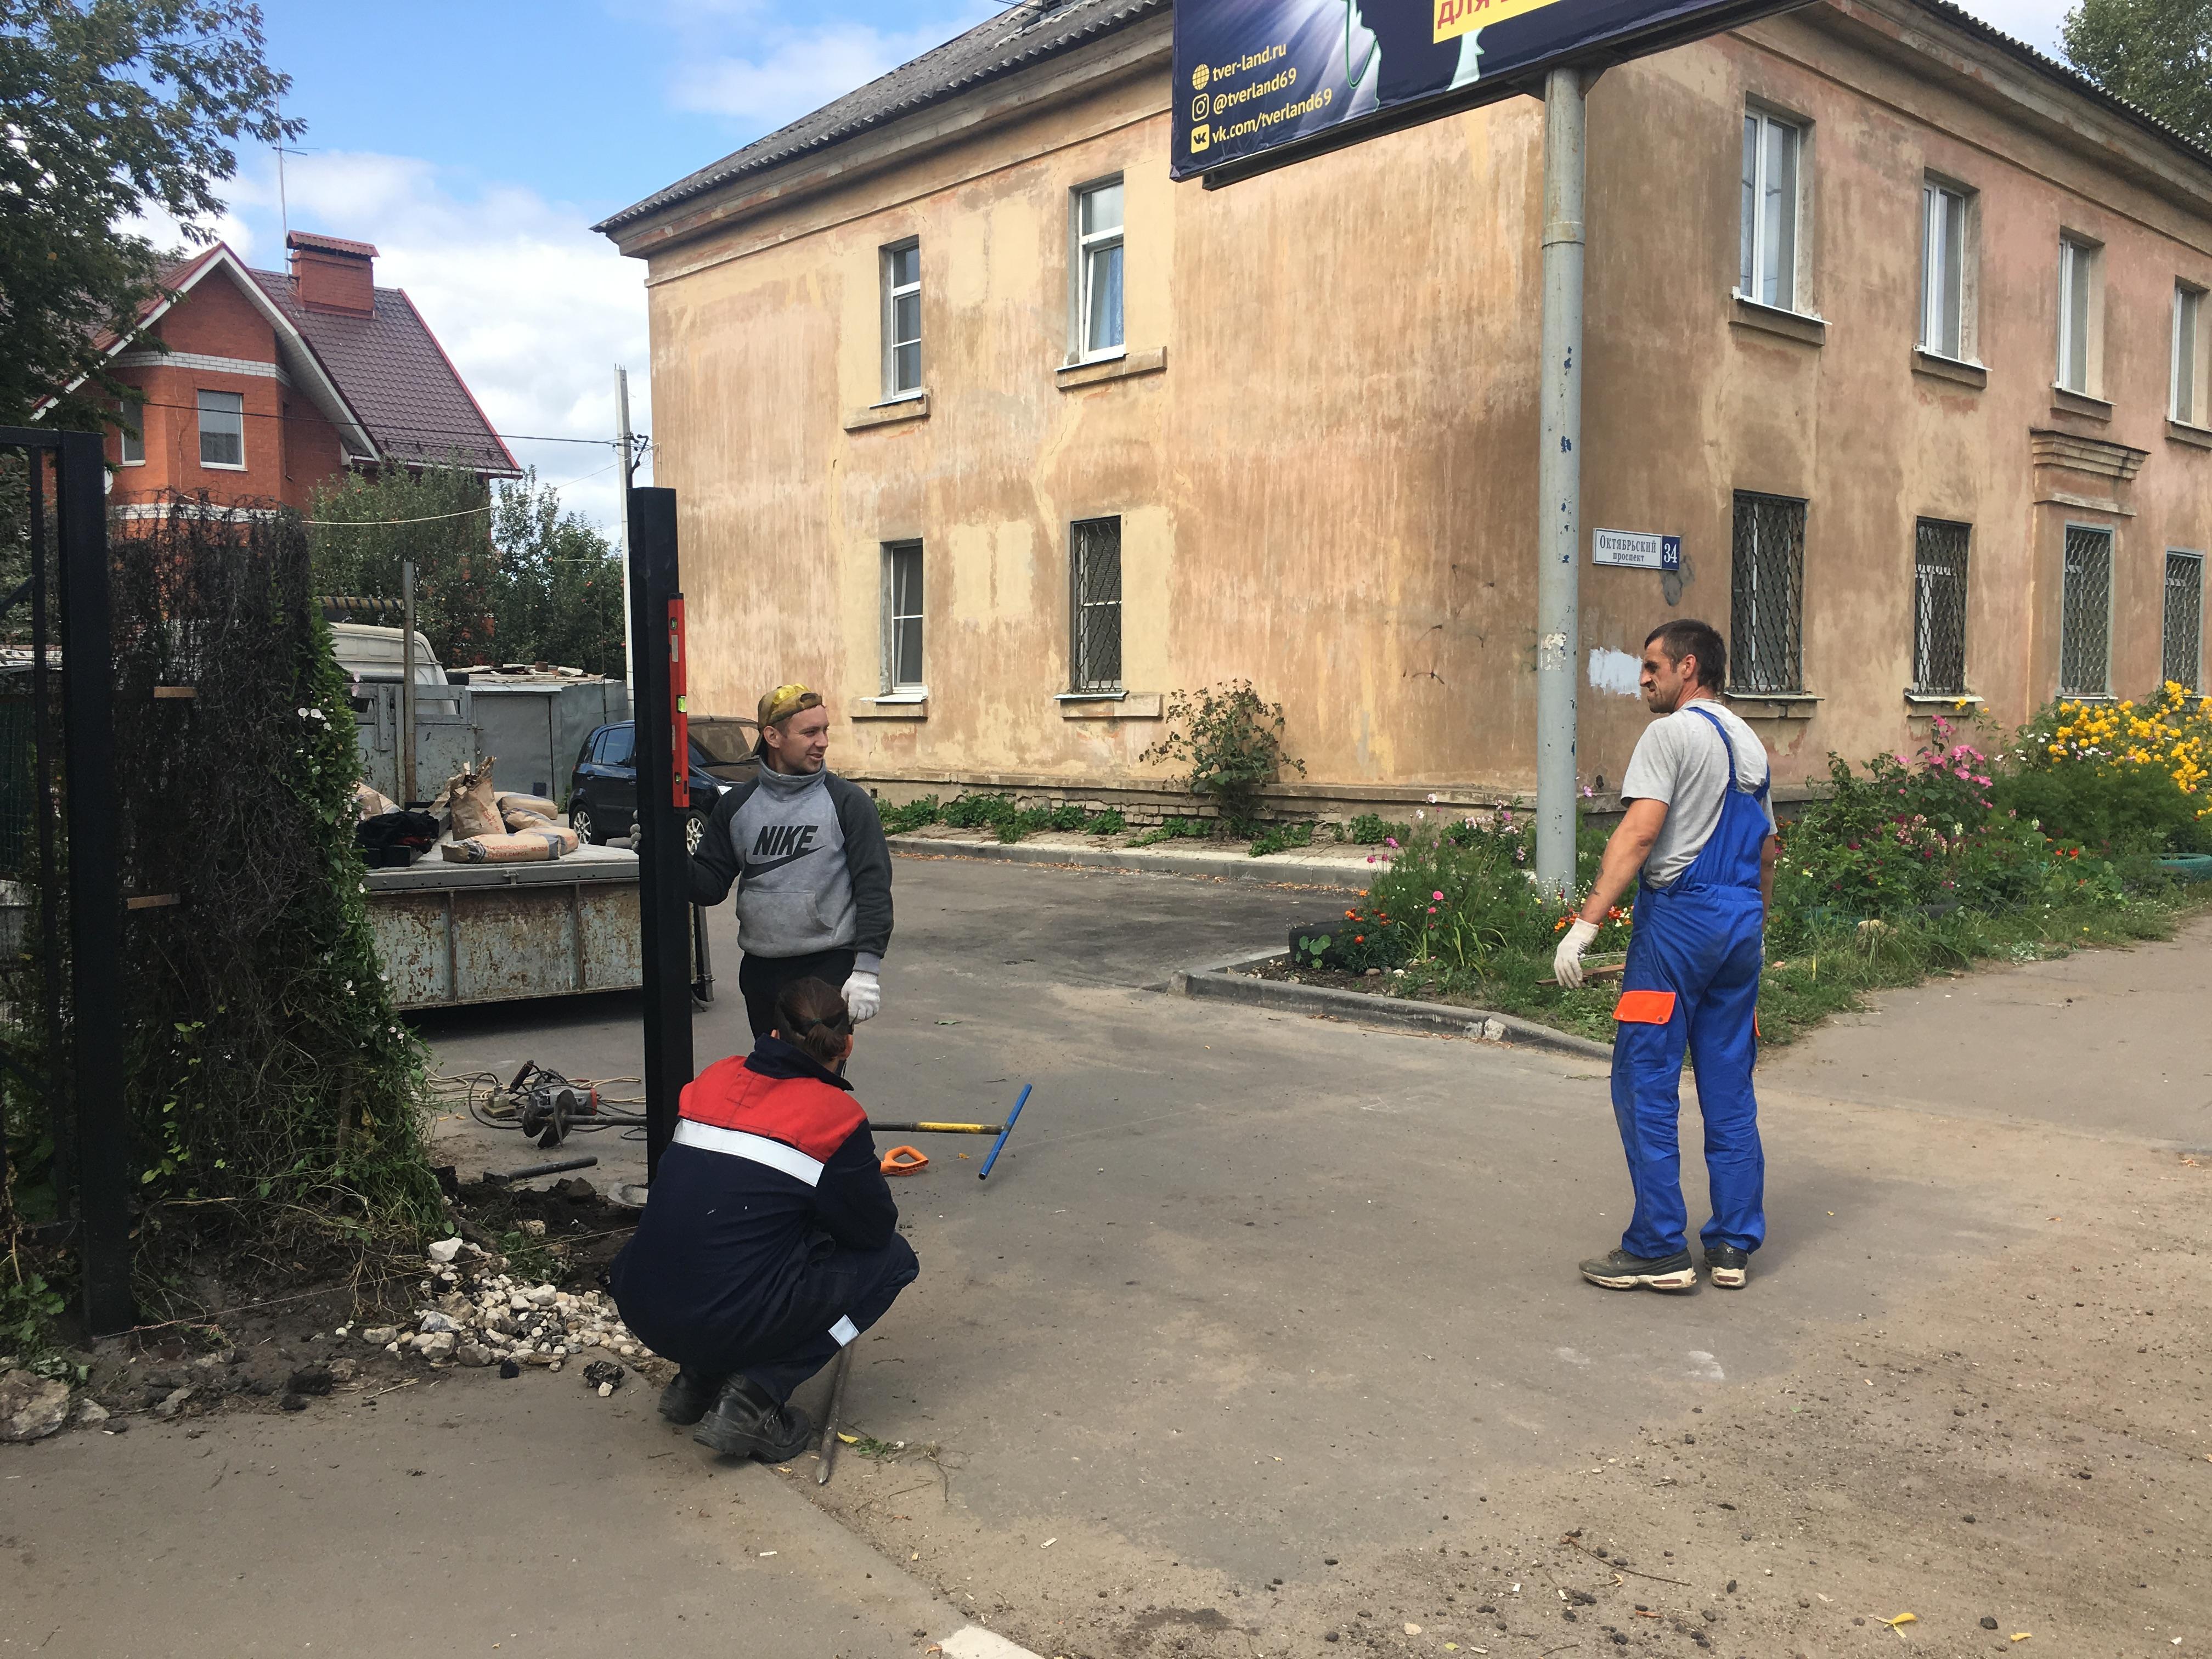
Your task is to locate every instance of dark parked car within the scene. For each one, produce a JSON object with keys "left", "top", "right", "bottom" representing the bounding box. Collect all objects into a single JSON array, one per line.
[{"left": 568, "top": 716, "right": 759, "bottom": 851}]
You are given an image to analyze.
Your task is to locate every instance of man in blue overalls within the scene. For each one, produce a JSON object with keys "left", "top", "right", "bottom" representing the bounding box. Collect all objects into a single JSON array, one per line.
[{"left": 1554, "top": 619, "right": 1779, "bottom": 1292}]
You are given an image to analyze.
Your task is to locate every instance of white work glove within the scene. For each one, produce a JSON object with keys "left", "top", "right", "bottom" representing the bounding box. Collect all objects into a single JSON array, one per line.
[
  {"left": 1552, "top": 918, "right": 1601, "bottom": 990},
  {"left": 840, "top": 969, "right": 882, "bottom": 1023}
]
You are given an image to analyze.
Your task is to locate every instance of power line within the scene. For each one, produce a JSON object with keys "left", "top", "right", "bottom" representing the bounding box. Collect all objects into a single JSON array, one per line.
[
  {"left": 121, "top": 396, "right": 641, "bottom": 450},
  {"left": 296, "top": 462, "right": 619, "bottom": 528}
]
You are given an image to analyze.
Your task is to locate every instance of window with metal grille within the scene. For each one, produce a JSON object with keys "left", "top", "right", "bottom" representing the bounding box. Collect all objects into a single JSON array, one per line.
[
  {"left": 883, "top": 541, "right": 924, "bottom": 692},
  {"left": 1730, "top": 492, "right": 1805, "bottom": 693},
  {"left": 2165, "top": 550, "right": 2204, "bottom": 691},
  {"left": 1075, "top": 178, "right": 1124, "bottom": 359},
  {"left": 1739, "top": 109, "right": 1803, "bottom": 311},
  {"left": 882, "top": 241, "right": 921, "bottom": 397},
  {"left": 1912, "top": 518, "right": 1971, "bottom": 693},
  {"left": 2059, "top": 524, "right": 2114, "bottom": 696},
  {"left": 1070, "top": 517, "right": 1122, "bottom": 692},
  {"left": 196, "top": 389, "right": 244, "bottom": 468}
]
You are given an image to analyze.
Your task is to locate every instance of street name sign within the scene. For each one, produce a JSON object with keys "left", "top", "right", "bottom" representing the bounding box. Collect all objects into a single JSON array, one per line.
[{"left": 1591, "top": 528, "right": 1681, "bottom": 569}]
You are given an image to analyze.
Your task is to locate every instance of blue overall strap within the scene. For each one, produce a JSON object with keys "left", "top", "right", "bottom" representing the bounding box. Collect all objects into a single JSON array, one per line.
[{"left": 1685, "top": 703, "right": 1739, "bottom": 792}]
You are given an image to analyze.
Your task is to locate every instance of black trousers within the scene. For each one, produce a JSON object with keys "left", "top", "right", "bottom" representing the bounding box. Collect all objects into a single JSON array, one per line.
[
  {"left": 738, "top": 946, "right": 856, "bottom": 1039},
  {"left": 731, "top": 1232, "right": 919, "bottom": 1402}
]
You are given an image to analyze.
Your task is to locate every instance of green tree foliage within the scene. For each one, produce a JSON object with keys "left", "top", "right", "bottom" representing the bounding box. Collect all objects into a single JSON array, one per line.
[
  {"left": 2063, "top": 0, "right": 2212, "bottom": 148},
  {"left": 0, "top": 1, "right": 297, "bottom": 430},
  {"left": 306, "top": 465, "right": 627, "bottom": 678}
]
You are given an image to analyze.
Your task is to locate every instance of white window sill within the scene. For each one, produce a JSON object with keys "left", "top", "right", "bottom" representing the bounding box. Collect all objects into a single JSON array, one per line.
[
  {"left": 1904, "top": 690, "right": 1983, "bottom": 708},
  {"left": 872, "top": 690, "right": 928, "bottom": 702},
  {"left": 1071, "top": 347, "right": 1126, "bottom": 367},
  {"left": 200, "top": 460, "right": 248, "bottom": 471},
  {"left": 1725, "top": 689, "right": 1820, "bottom": 720},
  {"left": 1728, "top": 292, "right": 1826, "bottom": 346},
  {"left": 847, "top": 695, "right": 927, "bottom": 721},
  {"left": 2167, "top": 419, "right": 2212, "bottom": 450},
  {"left": 117, "top": 458, "right": 146, "bottom": 467}
]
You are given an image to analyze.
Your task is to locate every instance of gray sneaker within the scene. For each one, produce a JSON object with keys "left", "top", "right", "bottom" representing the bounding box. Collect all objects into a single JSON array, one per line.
[
  {"left": 1703, "top": 1245, "right": 1750, "bottom": 1288},
  {"left": 1578, "top": 1248, "right": 1698, "bottom": 1291}
]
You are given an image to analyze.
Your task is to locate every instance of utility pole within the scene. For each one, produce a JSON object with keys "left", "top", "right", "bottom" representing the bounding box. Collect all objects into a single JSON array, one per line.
[
  {"left": 616, "top": 366, "right": 637, "bottom": 698},
  {"left": 400, "top": 560, "right": 418, "bottom": 806},
  {"left": 1534, "top": 65, "right": 1586, "bottom": 898}
]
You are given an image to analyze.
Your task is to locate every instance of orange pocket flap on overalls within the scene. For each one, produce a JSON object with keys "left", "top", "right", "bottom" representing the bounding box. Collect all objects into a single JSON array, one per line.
[{"left": 1613, "top": 989, "right": 1679, "bottom": 1025}]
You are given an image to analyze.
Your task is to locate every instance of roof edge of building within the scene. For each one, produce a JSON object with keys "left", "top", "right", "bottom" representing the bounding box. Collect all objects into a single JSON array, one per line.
[{"left": 596, "top": 0, "right": 2212, "bottom": 251}]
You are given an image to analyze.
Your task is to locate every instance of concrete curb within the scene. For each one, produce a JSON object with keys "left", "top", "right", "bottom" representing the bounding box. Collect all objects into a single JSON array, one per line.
[
  {"left": 887, "top": 833, "right": 1372, "bottom": 889},
  {"left": 1175, "top": 947, "right": 1616, "bottom": 1062}
]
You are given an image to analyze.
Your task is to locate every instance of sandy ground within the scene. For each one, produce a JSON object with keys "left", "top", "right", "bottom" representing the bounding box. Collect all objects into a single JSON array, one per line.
[{"left": 7, "top": 858, "right": 2208, "bottom": 1657}]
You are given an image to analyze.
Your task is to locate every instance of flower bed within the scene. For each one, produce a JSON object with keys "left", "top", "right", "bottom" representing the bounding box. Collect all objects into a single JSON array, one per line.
[{"left": 1291, "top": 709, "right": 2212, "bottom": 1049}]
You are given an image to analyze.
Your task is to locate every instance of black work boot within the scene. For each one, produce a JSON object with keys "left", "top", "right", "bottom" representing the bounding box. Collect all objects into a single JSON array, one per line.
[
  {"left": 692, "top": 1374, "right": 816, "bottom": 1462},
  {"left": 658, "top": 1366, "right": 726, "bottom": 1426},
  {"left": 1578, "top": 1247, "right": 1698, "bottom": 1291}
]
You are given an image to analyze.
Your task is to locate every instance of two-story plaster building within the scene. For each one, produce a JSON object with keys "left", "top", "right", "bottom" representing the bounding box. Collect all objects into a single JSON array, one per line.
[{"left": 598, "top": 0, "right": 2212, "bottom": 819}]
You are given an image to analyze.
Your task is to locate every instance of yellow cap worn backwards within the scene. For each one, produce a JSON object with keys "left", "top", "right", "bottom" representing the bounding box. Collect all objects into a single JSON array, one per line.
[{"left": 758, "top": 682, "right": 823, "bottom": 727}]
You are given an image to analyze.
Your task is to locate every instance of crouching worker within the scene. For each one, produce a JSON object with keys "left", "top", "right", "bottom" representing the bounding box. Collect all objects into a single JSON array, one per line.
[{"left": 608, "top": 977, "right": 919, "bottom": 1460}]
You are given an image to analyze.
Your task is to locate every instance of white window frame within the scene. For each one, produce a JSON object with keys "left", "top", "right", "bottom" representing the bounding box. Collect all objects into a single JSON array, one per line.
[
  {"left": 881, "top": 540, "right": 926, "bottom": 696},
  {"left": 881, "top": 240, "right": 922, "bottom": 400},
  {"left": 117, "top": 403, "right": 145, "bottom": 465},
  {"left": 2172, "top": 282, "right": 2206, "bottom": 425},
  {"left": 196, "top": 388, "right": 245, "bottom": 470},
  {"left": 1071, "top": 176, "right": 1125, "bottom": 364},
  {"left": 1737, "top": 105, "right": 1807, "bottom": 315},
  {"left": 1918, "top": 178, "right": 1976, "bottom": 363},
  {"left": 2057, "top": 235, "right": 2103, "bottom": 397}
]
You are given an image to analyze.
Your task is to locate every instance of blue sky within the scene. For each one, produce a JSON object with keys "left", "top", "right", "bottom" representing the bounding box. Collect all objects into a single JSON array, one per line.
[{"left": 177, "top": 0, "right": 2073, "bottom": 533}]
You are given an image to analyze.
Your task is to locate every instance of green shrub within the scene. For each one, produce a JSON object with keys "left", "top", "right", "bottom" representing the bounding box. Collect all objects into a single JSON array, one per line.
[
  {"left": 1141, "top": 681, "right": 1305, "bottom": 835},
  {"left": 1047, "top": 804, "right": 1090, "bottom": 832},
  {"left": 877, "top": 795, "right": 940, "bottom": 834},
  {"left": 1089, "top": 809, "right": 1126, "bottom": 836},
  {"left": 1344, "top": 812, "right": 1410, "bottom": 844},
  {"left": 1994, "top": 762, "right": 2212, "bottom": 855},
  {"left": 1250, "top": 821, "right": 1315, "bottom": 857},
  {"left": 999, "top": 808, "right": 1054, "bottom": 844},
  {"left": 942, "top": 793, "right": 1018, "bottom": 831}
]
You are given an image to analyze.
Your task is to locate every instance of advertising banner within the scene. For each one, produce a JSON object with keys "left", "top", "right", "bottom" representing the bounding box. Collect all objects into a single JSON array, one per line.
[{"left": 1172, "top": 0, "right": 1792, "bottom": 182}]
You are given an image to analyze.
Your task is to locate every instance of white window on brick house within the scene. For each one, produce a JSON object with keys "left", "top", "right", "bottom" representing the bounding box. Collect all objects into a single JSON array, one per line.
[
  {"left": 882, "top": 541, "right": 924, "bottom": 693},
  {"left": 2172, "top": 283, "right": 2205, "bottom": 424},
  {"left": 1073, "top": 178, "right": 1124, "bottom": 360},
  {"left": 196, "top": 390, "right": 244, "bottom": 469},
  {"left": 882, "top": 241, "right": 922, "bottom": 398},
  {"left": 1919, "top": 180, "right": 1973, "bottom": 361},
  {"left": 1738, "top": 109, "right": 1804, "bottom": 312},
  {"left": 2057, "top": 236, "right": 2103, "bottom": 396},
  {"left": 2059, "top": 524, "right": 2115, "bottom": 696}
]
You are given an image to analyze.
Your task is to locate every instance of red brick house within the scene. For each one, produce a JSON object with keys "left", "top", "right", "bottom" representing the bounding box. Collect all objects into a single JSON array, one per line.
[{"left": 86, "top": 230, "right": 518, "bottom": 516}]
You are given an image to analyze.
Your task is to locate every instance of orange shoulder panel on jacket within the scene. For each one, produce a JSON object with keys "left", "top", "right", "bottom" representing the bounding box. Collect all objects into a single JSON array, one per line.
[
  {"left": 679, "top": 1056, "right": 866, "bottom": 1161},
  {"left": 1612, "top": 989, "right": 1679, "bottom": 1025}
]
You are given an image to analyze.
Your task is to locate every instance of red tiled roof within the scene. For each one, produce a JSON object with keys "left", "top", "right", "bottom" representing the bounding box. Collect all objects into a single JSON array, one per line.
[
  {"left": 286, "top": 229, "right": 380, "bottom": 258},
  {"left": 250, "top": 268, "right": 520, "bottom": 476}
]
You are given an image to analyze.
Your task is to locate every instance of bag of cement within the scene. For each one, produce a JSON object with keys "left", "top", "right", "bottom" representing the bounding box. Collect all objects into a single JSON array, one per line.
[
  {"left": 496, "top": 791, "right": 557, "bottom": 820},
  {"left": 500, "top": 802, "right": 554, "bottom": 832},
  {"left": 354, "top": 782, "right": 399, "bottom": 820},
  {"left": 442, "top": 757, "right": 503, "bottom": 840},
  {"left": 441, "top": 831, "right": 566, "bottom": 864}
]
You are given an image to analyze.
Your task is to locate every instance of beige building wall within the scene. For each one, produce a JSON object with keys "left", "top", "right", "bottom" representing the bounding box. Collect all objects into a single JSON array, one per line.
[{"left": 620, "top": 0, "right": 2212, "bottom": 817}]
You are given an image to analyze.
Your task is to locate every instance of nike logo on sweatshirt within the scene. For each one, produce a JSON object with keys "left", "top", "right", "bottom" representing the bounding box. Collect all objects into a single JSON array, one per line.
[{"left": 743, "top": 822, "right": 822, "bottom": 880}]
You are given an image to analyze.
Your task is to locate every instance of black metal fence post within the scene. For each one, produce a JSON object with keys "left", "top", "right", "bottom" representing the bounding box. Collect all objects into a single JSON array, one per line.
[
  {"left": 56, "top": 431, "right": 131, "bottom": 1334},
  {"left": 625, "top": 487, "right": 693, "bottom": 1179}
]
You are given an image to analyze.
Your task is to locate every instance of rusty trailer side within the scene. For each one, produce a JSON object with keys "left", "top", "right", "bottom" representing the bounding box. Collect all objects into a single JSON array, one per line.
[{"left": 365, "top": 844, "right": 644, "bottom": 1010}]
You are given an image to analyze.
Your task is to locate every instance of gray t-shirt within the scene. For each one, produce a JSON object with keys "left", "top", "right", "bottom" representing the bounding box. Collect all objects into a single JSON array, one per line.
[{"left": 1618, "top": 699, "right": 1778, "bottom": 888}]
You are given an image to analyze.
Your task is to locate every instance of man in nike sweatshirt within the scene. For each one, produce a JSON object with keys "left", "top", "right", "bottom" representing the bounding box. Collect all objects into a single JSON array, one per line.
[{"left": 688, "top": 684, "right": 894, "bottom": 1037}]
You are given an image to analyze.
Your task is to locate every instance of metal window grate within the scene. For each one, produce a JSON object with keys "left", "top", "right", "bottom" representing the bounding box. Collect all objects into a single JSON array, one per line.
[
  {"left": 1070, "top": 517, "right": 1122, "bottom": 692},
  {"left": 2165, "top": 551, "right": 2204, "bottom": 690},
  {"left": 1912, "top": 518, "right": 1971, "bottom": 693},
  {"left": 2059, "top": 524, "right": 2113, "bottom": 696},
  {"left": 1730, "top": 492, "right": 1805, "bottom": 693}
]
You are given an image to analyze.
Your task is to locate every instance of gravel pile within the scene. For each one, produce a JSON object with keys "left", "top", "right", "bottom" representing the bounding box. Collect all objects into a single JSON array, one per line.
[{"left": 337, "top": 1237, "right": 652, "bottom": 1375}]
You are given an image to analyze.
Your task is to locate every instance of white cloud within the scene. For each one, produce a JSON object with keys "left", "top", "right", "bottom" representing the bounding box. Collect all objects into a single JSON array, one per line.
[
  {"left": 217, "top": 150, "right": 648, "bottom": 536},
  {"left": 672, "top": 11, "right": 996, "bottom": 129},
  {"left": 1951, "top": 0, "right": 2074, "bottom": 55}
]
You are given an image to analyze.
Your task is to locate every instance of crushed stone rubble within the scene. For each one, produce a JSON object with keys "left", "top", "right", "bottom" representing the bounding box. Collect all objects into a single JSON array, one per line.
[{"left": 351, "top": 1236, "right": 652, "bottom": 1379}]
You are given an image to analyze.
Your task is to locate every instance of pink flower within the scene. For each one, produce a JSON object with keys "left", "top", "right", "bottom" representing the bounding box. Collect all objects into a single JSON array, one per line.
[
  {"left": 1385, "top": 837, "right": 1399, "bottom": 849},
  {"left": 1366, "top": 854, "right": 1377, "bottom": 864},
  {"left": 1432, "top": 890, "right": 1444, "bottom": 901}
]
